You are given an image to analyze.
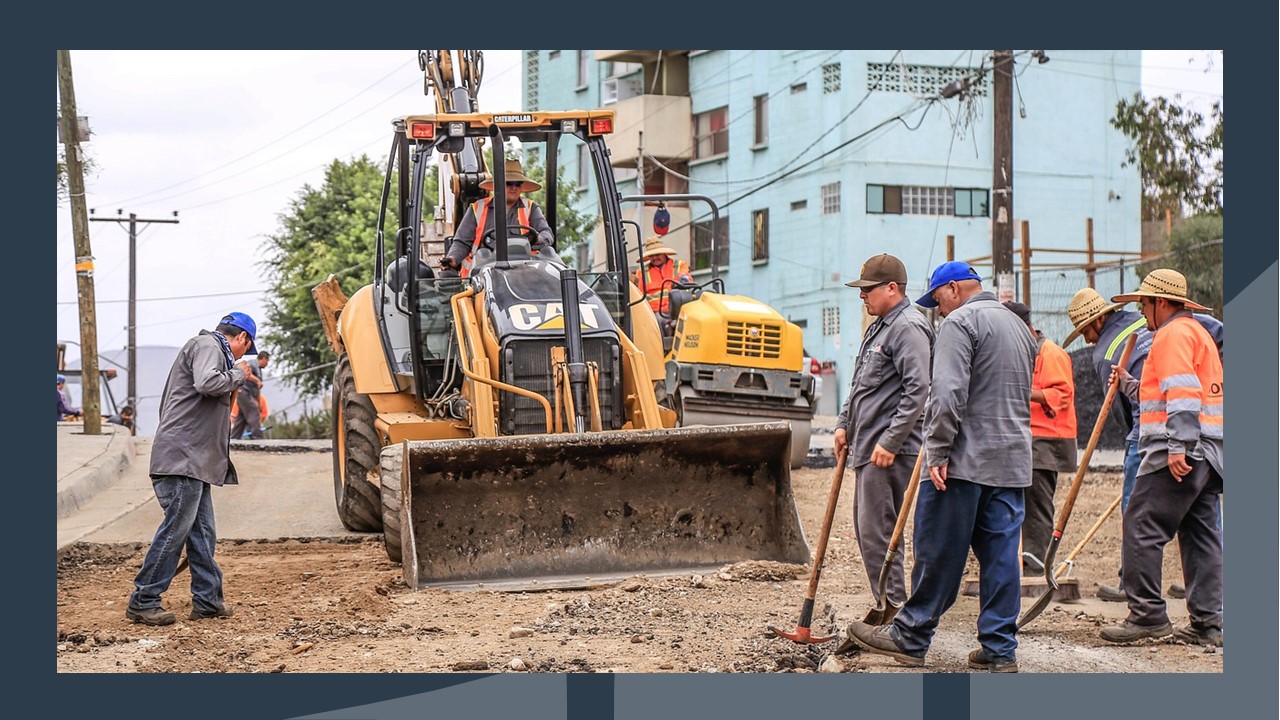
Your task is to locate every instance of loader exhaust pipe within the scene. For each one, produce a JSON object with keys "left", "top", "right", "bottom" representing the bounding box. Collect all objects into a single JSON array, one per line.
[{"left": 559, "top": 268, "right": 590, "bottom": 433}]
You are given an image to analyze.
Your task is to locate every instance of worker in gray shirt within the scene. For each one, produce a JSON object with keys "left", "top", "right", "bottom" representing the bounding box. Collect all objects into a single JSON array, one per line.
[
  {"left": 834, "top": 254, "right": 933, "bottom": 614},
  {"left": 847, "top": 261, "right": 1036, "bottom": 673}
]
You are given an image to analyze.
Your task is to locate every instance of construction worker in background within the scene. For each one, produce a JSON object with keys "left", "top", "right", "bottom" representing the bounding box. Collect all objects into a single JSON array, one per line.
[
  {"left": 833, "top": 254, "right": 934, "bottom": 628},
  {"left": 439, "top": 158, "right": 555, "bottom": 277},
  {"left": 1099, "top": 269, "right": 1223, "bottom": 647},
  {"left": 846, "top": 261, "right": 1037, "bottom": 673},
  {"left": 1004, "top": 301, "right": 1077, "bottom": 574},
  {"left": 231, "top": 351, "right": 269, "bottom": 440},
  {"left": 1064, "top": 286, "right": 1223, "bottom": 602},
  {"left": 634, "top": 236, "right": 693, "bottom": 320}
]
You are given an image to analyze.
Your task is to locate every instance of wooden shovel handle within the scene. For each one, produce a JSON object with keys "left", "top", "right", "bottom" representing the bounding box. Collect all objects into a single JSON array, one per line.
[
  {"left": 805, "top": 452, "right": 847, "bottom": 597},
  {"left": 886, "top": 451, "right": 928, "bottom": 555},
  {"left": 1054, "top": 334, "right": 1137, "bottom": 536}
]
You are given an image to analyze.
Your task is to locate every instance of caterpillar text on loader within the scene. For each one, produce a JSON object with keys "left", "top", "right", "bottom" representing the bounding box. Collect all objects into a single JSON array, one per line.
[
  {"left": 622, "top": 194, "right": 817, "bottom": 469},
  {"left": 312, "top": 52, "right": 808, "bottom": 591}
]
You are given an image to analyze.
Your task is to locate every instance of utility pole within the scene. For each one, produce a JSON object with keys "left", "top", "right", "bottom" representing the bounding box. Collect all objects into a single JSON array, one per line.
[
  {"left": 991, "top": 50, "right": 1015, "bottom": 302},
  {"left": 91, "top": 210, "right": 179, "bottom": 433},
  {"left": 58, "top": 50, "right": 101, "bottom": 434}
]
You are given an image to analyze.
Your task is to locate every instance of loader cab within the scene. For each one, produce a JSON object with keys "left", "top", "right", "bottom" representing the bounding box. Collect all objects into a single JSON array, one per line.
[{"left": 371, "top": 111, "right": 633, "bottom": 415}]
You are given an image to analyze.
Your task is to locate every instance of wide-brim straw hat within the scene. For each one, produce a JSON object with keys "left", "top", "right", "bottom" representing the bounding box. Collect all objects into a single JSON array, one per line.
[
  {"left": 642, "top": 236, "right": 678, "bottom": 259},
  {"left": 480, "top": 158, "right": 542, "bottom": 193},
  {"left": 1111, "top": 268, "right": 1209, "bottom": 312},
  {"left": 1062, "top": 287, "right": 1126, "bottom": 346}
]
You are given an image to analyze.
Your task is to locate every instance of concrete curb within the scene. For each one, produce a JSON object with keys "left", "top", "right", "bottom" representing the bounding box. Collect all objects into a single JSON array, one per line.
[
  {"left": 56, "top": 425, "right": 136, "bottom": 519},
  {"left": 230, "top": 439, "right": 331, "bottom": 453}
]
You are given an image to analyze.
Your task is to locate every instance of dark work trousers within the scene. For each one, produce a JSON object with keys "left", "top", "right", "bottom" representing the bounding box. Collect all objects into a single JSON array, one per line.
[
  {"left": 1122, "top": 461, "right": 1223, "bottom": 628},
  {"left": 231, "top": 393, "right": 262, "bottom": 439},
  {"left": 893, "top": 479, "right": 1025, "bottom": 660},
  {"left": 1021, "top": 467, "right": 1059, "bottom": 566},
  {"left": 853, "top": 457, "right": 916, "bottom": 607}
]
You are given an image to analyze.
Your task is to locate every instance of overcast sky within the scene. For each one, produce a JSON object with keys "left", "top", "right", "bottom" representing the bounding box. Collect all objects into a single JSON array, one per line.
[{"left": 56, "top": 49, "right": 1222, "bottom": 367}]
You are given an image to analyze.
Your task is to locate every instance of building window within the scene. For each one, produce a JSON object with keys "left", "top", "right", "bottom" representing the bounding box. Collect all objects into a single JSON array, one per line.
[
  {"left": 575, "top": 242, "right": 590, "bottom": 271},
  {"left": 821, "top": 182, "right": 841, "bottom": 215},
  {"left": 693, "top": 106, "right": 729, "bottom": 160},
  {"left": 692, "top": 216, "right": 730, "bottom": 271},
  {"left": 822, "top": 306, "right": 841, "bottom": 337},
  {"left": 866, "top": 62, "right": 988, "bottom": 97},
  {"left": 866, "top": 185, "right": 989, "bottom": 217},
  {"left": 753, "top": 94, "right": 769, "bottom": 146},
  {"left": 752, "top": 209, "right": 769, "bottom": 261},
  {"left": 953, "top": 188, "right": 990, "bottom": 217},
  {"left": 548, "top": 50, "right": 560, "bottom": 60},
  {"left": 525, "top": 51, "right": 539, "bottom": 110},
  {"left": 790, "top": 199, "right": 808, "bottom": 211},
  {"left": 576, "top": 50, "right": 588, "bottom": 88},
  {"left": 576, "top": 144, "right": 590, "bottom": 189},
  {"left": 822, "top": 63, "right": 841, "bottom": 93},
  {"left": 790, "top": 82, "right": 807, "bottom": 94}
]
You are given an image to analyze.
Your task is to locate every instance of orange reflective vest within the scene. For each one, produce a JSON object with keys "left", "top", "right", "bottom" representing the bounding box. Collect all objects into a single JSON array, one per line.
[
  {"left": 634, "top": 259, "right": 692, "bottom": 314},
  {"left": 1031, "top": 336, "right": 1077, "bottom": 439},
  {"left": 460, "top": 199, "right": 530, "bottom": 278},
  {"left": 1136, "top": 313, "right": 1224, "bottom": 475}
]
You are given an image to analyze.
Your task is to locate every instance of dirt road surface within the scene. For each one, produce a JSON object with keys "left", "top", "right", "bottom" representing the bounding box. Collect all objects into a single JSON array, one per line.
[{"left": 56, "top": 444, "right": 1222, "bottom": 673}]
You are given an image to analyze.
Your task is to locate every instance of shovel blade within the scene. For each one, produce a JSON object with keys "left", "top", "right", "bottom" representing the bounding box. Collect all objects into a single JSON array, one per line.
[{"left": 861, "top": 600, "right": 902, "bottom": 627}]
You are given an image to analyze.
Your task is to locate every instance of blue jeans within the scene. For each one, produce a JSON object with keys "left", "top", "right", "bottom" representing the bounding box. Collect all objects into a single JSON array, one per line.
[
  {"left": 893, "top": 479, "right": 1025, "bottom": 660},
  {"left": 129, "top": 476, "right": 224, "bottom": 613}
]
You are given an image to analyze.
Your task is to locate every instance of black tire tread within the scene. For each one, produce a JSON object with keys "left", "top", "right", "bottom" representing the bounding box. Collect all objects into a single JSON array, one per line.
[{"left": 332, "top": 354, "right": 383, "bottom": 532}]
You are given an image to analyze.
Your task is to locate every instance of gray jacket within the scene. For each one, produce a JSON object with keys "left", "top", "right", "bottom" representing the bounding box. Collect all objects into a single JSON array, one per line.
[
  {"left": 836, "top": 298, "right": 934, "bottom": 467},
  {"left": 149, "top": 330, "right": 248, "bottom": 486},
  {"left": 923, "top": 291, "right": 1037, "bottom": 487}
]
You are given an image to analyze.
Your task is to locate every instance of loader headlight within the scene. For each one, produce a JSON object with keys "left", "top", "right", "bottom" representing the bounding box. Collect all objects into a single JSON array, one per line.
[
  {"left": 448, "top": 122, "right": 466, "bottom": 137},
  {"left": 560, "top": 119, "right": 578, "bottom": 134}
]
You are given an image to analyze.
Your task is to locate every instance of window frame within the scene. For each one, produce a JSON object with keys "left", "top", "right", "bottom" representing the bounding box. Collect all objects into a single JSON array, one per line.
[
  {"left": 821, "top": 181, "right": 842, "bottom": 215},
  {"left": 692, "top": 216, "right": 730, "bottom": 272},
  {"left": 753, "top": 94, "right": 769, "bottom": 147},
  {"left": 692, "top": 106, "right": 730, "bottom": 161},
  {"left": 751, "top": 208, "right": 769, "bottom": 262}
]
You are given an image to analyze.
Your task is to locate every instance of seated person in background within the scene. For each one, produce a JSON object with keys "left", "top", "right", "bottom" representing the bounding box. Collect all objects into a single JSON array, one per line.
[
  {"left": 107, "top": 404, "right": 135, "bottom": 430},
  {"left": 439, "top": 159, "right": 555, "bottom": 277},
  {"left": 57, "top": 374, "right": 82, "bottom": 420}
]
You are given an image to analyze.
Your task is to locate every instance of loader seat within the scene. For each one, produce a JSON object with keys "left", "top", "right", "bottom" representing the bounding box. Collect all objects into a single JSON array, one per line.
[{"left": 387, "top": 255, "right": 434, "bottom": 292}]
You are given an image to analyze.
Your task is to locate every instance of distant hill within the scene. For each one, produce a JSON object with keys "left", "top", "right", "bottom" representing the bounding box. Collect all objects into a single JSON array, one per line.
[{"left": 66, "top": 345, "right": 323, "bottom": 437}]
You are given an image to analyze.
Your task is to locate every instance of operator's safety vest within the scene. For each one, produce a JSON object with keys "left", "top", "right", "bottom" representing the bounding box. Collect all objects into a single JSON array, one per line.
[
  {"left": 1137, "top": 314, "right": 1224, "bottom": 461},
  {"left": 460, "top": 199, "right": 531, "bottom": 278},
  {"left": 635, "top": 259, "right": 692, "bottom": 315}
]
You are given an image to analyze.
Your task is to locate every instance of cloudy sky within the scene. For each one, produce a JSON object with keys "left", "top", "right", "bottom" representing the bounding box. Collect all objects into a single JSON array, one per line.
[{"left": 56, "top": 49, "right": 1222, "bottom": 366}]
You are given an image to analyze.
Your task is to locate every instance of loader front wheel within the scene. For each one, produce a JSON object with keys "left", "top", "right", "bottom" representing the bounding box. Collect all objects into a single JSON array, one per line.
[
  {"left": 379, "top": 446, "right": 403, "bottom": 564},
  {"left": 332, "top": 353, "right": 383, "bottom": 532}
]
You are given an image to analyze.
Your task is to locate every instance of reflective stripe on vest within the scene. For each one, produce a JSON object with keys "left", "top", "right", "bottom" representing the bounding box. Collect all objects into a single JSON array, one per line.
[
  {"left": 636, "top": 261, "right": 689, "bottom": 313},
  {"left": 461, "top": 200, "right": 530, "bottom": 278},
  {"left": 1106, "top": 317, "right": 1147, "bottom": 362}
]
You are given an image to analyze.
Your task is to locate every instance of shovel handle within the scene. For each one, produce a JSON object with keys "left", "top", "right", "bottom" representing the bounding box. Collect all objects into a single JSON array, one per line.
[
  {"left": 804, "top": 452, "right": 848, "bottom": 599},
  {"left": 872, "top": 451, "right": 928, "bottom": 607},
  {"left": 1054, "top": 491, "right": 1123, "bottom": 578},
  {"left": 1052, "top": 334, "right": 1136, "bottom": 536}
]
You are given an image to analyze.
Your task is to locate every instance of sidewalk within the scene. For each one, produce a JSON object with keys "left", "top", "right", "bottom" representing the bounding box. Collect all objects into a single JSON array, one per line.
[{"left": 56, "top": 422, "right": 136, "bottom": 520}]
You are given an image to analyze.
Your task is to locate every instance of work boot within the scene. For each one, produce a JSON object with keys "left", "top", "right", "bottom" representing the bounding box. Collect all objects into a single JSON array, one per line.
[
  {"left": 1096, "top": 584, "right": 1127, "bottom": 602},
  {"left": 126, "top": 606, "right": 176, "bottom": 626},
  {"left": 845, "top": 621, "right": 925, "bottom": 667},
  {"left": 1166, "top": 583, "right": 1186, "bottom": 599},
  {"left": 1099, "top": 620, "right": 1173, "bottom": 644},
  {"left": 189, "top": 604, "right": 234, "bottom": 620},
  {"left": 967, "top": 648, "right": 1019, "bottom": 673},
  {"left": 1173, "top": 623, "right": 1223, "bottom": 647}
]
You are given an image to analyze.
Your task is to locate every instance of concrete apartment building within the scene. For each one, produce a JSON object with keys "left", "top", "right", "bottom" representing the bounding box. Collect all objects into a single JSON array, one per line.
[{"left": 522, "top": 50, "right": 1142, "bottom": 407}]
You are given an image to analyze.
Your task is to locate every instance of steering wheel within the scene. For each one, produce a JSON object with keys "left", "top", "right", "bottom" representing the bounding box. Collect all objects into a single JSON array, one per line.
[{"left": 479, "top": 224, "right": 540, "bottom": 249}]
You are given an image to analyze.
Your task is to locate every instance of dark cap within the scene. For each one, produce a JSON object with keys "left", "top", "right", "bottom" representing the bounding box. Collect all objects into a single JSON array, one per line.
[
  {"left": 846, "top": 253, "right": 908, "bottom": 288},
  {"left": 1002, "top": 300, "right": 1032, "bottom": 326}
]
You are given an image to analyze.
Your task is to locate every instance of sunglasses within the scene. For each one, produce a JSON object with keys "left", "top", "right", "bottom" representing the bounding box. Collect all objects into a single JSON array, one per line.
[{"left": 505, "top": 182, "right": 524, "bottom": 188}]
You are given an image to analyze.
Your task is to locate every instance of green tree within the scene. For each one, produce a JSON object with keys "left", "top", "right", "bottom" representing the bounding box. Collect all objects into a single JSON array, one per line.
[
  {"left": 1111, "top": 92, "right": 1223, "bottom": 221},
  {"left": 259, "top": 156, "right": 390, "bottom": 396},
  {"left": 521, "top": 149, "right": 597, "bottom": 266},
  {"left": 1150, "top": 215, "right": 1223, "bottom": 318}
]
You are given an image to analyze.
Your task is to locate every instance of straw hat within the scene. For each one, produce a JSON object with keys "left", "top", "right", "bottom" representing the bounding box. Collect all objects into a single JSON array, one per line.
[
  {"left": 642, "top": 235, "right": 678, "bottom": 259},
  {"left": 1062, "top": 287, "right": 1125, "bottom": 346},
  {"left": 480, "top": 158, "right": 542, "bottom": 193},
  {"left": 1111, "top": 268, "right": 1209, "bottom": 312}
]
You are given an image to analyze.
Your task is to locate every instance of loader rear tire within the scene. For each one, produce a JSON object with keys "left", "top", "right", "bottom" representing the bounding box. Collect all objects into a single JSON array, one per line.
[
  {"left": 379, "top": 446, "right": 403, "bottom": 564},
  {"left": 332, "top": 353, "right": 383, "bottom": 532}
]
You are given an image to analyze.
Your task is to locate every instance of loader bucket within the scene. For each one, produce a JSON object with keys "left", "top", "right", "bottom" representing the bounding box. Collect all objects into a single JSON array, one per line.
[{"left": 392, "top": 422, "right": 809, "bottom": 591}]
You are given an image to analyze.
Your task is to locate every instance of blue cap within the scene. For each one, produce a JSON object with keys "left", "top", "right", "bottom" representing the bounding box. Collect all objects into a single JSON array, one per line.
[
  {"left": 57, "top": 374, "right": 66, "bottom": 384},
  {"left": 916, "top": 261, "right": 982, "bottom": 308},
  {"left": 220, "top": 312, "right": 259, "bottom": 355}
]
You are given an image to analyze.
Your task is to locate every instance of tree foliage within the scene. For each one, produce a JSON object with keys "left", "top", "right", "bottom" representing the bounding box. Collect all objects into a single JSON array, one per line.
[
  {"left": 259, "top": 156, "right": 391, "bottom": 396},
  {"left": 1111, "top": 92, "right": 1223, "bottom": 221},
  {"left": 1144, "top": 215, "right": 1223, "bottom": 319}
]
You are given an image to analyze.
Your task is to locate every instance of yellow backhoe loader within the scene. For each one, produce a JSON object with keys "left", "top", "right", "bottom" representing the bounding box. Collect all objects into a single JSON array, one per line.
[{"left": 312, "top": 52, "right": 808, "bottom": 591}]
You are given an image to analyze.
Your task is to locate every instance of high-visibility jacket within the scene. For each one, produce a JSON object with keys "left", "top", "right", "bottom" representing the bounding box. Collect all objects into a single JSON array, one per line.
[
  {"left": 1031, "top": 335, "right": 1077, "bottom": 439},
  {"left": 461, "top": 199, "right": 530, "bottom": 278},
  {"left": 1136, "top": 311, "right": 1224, "bottom": 476},
  {"left": 634, "top": 259, "right": 692, "bottom": 315}
]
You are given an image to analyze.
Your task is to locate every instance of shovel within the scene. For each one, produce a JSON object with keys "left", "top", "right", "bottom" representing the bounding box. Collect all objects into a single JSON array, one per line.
[
  {"left": 1018, "top": 333, "right": 1136, "bottom": 630},
  {"left": 1053, "top": 491, "right": 1122, "bottom": 580},
  {"left": 861, "top": 450, "right": 927, "bottom": 626},
  {"left": 769, "top": 452, "right": 848, "bottom": 644}
]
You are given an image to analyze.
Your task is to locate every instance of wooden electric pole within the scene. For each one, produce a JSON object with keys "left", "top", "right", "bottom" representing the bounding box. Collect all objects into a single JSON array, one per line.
[
  {"left": 58, "top": 50, "right": 102, "bottom": 434},
  {"left": 91, "top": 210, "right": 179, "bottom": 433},
  {"left": 991, "top": 50, "right": 1015, "bottom": 302}
]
